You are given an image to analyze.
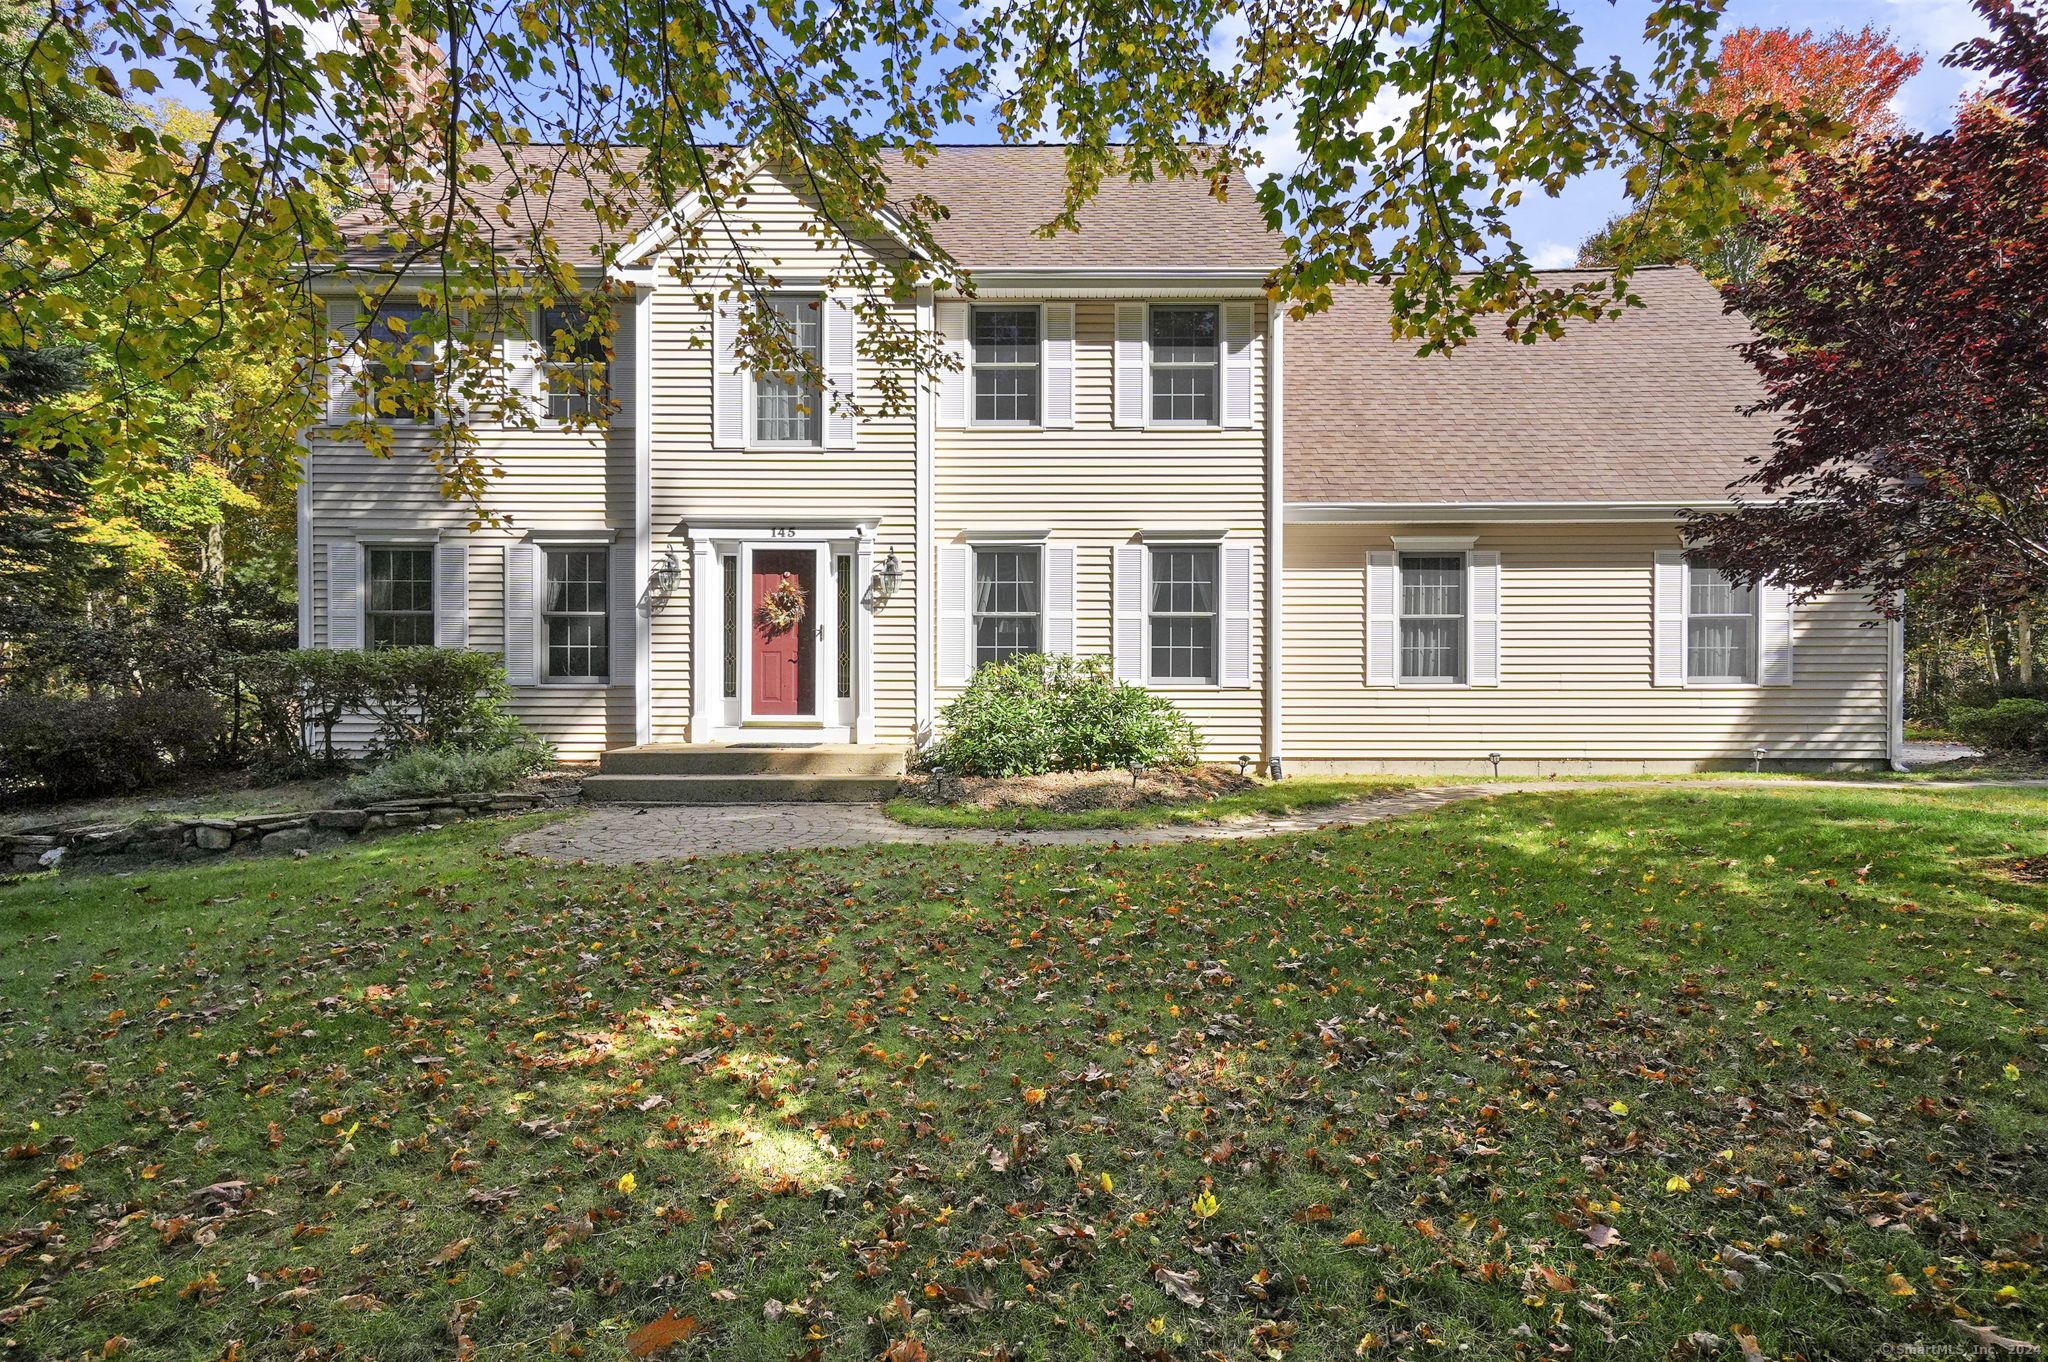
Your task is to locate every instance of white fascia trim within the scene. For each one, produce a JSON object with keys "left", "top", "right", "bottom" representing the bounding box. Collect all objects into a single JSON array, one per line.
[
  {"left": 945, "top": 268, "right": 1270, "bottom": 298},
  {"left": 1286, "top": 501, "right": 1729, "bottom": 524},
  {"left": 615, "top": 148, "right": 932, "bottom": 269}
]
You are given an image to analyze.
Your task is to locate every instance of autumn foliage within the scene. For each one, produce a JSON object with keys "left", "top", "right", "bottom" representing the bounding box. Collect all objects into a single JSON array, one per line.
[
  {"left": 1687, "top": 0, "right": 2048, "bottom": 613},
  {"left": 1701, "top": 25, "right": 1924, "bottom": 142}
]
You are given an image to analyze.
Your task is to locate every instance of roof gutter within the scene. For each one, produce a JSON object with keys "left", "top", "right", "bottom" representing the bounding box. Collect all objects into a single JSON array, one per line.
[{"left": 1285, "top": 501, "right": 1736, "bottom": 524}]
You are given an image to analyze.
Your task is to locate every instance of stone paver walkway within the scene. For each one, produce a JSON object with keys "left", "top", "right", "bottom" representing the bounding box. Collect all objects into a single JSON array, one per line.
[{"left": 504, "top": 776, "right": 2048, "bottom": 866}]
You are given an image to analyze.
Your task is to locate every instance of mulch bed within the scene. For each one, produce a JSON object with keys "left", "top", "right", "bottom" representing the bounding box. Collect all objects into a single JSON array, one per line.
[{"left": 895, "top": 764, "right": 1255, "bottom": 811}]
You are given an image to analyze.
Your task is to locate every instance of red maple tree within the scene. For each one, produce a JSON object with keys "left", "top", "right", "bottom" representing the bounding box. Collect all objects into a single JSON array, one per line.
[
  {"left": 1684, "top": 0, "right": 2048, "bottom": 614},
  {"left": 1702, "top": 25, "right": 1923, "bottom": 142}
]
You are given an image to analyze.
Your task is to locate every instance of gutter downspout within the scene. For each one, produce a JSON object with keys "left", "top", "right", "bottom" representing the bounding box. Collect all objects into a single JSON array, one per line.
[
  {"left": 916, "top": 285, "right": 935, "bottom": 746},
  {"left": 1889, "top": 590, "right": 1908, "bottom": 772},
  {"left": 1264, "top": 306, "right": 1285, "bottom": 779}
]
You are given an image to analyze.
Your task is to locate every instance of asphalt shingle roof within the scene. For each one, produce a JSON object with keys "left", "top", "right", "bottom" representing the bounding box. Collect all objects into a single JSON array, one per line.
[{"left": 1284, "top": 266, "right": 1774, "bottom": 505}]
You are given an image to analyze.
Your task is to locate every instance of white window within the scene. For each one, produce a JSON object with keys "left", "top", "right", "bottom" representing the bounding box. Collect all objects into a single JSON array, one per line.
[
  {"left": 1150, "top": 305, "right": 1220, "bottom": 425},
  {"left": 537, "top": 303, "right": 609, "bottom": 422},
  {"left": 544, "top": 549, "right": 609, "bottom": 680},
  {"left": 1150, "top": 546, "right": 1217, "bottom": 681},
  {"left": 364, "top": 302, "right": 435, "bottom": 422},
  {"left": 1400, "top": 553, "right": 1465, "bottom": 683},
  {"left": 1686, "top": 564, "right": 1756, "bottom": 683},
  {"left": 974, "top": 547, "right": 1041, "bottom": 667},
  {"left": 366, "top": 547, "right": 436, "bottom": 649},
  {"left": 972, "top": 307, "right": 1040, "bottom": 425},
  {"left": 754, "top": 294, "right": 822, "bottom": 446}
]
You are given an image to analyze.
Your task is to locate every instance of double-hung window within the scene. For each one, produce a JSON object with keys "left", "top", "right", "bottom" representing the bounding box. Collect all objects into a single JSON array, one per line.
[
  {"left": 538, "top": 304, "right": 609, "bottom": 422},
  {"left": 973, "top": 548, "right": 1041, "bottom": 667},
  {"left": 543, "top": 549, "right": 609, "bottom": 681},
  {"left": 364, "top": 303, "right": 435, "bottom": 422},
  {"left": 972, "top": 308, "right": 1039, "bottom": 425},
  {"left": 754, "top": 294, "right": 822, "bottom": 446},
  {"left": 1150, "top": 306, "right": 1219, "bottom": 425},
  {"left": 1150, "top": 547, "right": 1217, "bottom": 681},
  {"left": 1399, "top": 554, "right": 1465, "bottom": 683},
  {"left": 1686, "top": 564, "right": 1756, "bottom": 682},
  {"left": 366, "top": 547, "right": 435, "bottom": 649}
]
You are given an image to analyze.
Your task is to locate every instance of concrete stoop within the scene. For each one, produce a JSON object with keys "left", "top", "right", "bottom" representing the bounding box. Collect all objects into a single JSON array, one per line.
[{"left": 582, "top": 743, "right": 908, "bottom": 804}]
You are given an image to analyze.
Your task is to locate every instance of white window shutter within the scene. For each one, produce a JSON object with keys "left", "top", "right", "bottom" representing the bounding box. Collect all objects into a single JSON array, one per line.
[
  {"left": 1114, "top": 543, "right": 1147, "bottom": 681},
  {"left": 325, "top": 541, "right": 362, "bottom": 651},
  {"left": 1759, "top": 582, "right": 1795, "bottom": 686},
  {"left": 1366, "top": 551, "right": 1397, "bottom": 686},
  {"left": 501, "top": 334, "right": 541, "bottom": 423},
  {"left": 1222, "top": 303, "right": 1254, "bottom": 429},
  {"left": 435, "top": 543, "right": 468, "bottom": 649},
  {"left": 937, "top": 544, "right": 971, "bottom": 685},
  {"left": 824, "top": 295, "right": 857, "bottom": 449},
  {"left": 1220, "top": 544, "right": 1253, "bottom": 687},
  {"left": 1467, "top": 550, "right": 1500, "bottom": 686},
  {"left": 1043, "top": 545, "right": 1075, "bottom": 656},
  {"left": 505, "top": 543, "right": 537, "bottom": 685},
  {"left": 610, "top": 542, "right": 637, "bottom": 683},
  {"left": 712, "top": 301, "right": 745, "bottom": 449},
  {"left": 607, "top": 299, "right": 636, "bottom": 427},
  {"left": 1653, "top": 551, "right": 1687, "bottom": 686},
  {"left": 936, "top": 301, "right": 968, "bottom": 428},
  {"left": 1114, "top": 303, "right": 1147, "bottom": 429},
  {"left": 325, "top": 298, "right": 361, "bottom": 425},
  {"left": 1041, "top": 303, "right": 1074, "bottom": 429}
]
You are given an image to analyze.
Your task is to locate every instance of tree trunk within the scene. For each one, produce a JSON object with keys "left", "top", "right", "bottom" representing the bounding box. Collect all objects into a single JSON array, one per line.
[{"left": 2021, "top": 608, "right": 2036, "bottom": 686}]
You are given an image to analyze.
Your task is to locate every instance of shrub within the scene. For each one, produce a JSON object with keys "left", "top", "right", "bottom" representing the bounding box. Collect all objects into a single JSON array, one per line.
[
  {"left": 1950, "top": 697, "right": 2048, "bottom": 752},
  {"left": 0, "top": 691, "right": 222, "bottom": 798},
  {"left": 239, "top": 647, "right": 525, "bottom": 772},
  {"left": 345, "top": 739, "right": 554, "bottom": 802},
  {"left": 916, "top": 654, "right": 1202, "bottom": 778}
]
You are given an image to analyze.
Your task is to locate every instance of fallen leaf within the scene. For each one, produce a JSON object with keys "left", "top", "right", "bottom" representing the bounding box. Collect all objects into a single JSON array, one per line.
[
  {"left": 1155, "top": 1265, "right": 1206, "bottom": 1307},
  {"left": 626, "top": 1311, "right": 700, "bottom": 1357}
]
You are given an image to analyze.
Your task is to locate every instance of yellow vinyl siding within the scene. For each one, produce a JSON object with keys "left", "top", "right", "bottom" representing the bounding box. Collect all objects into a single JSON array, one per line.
[
  {"left": 645, "top": 170, "right": 919, "bottom": 743},
  {"left": 304, "top": 427, "right": 635, "bottom": 760},
  {"left": 1282, "top": 522, "right": 1890, "bottom": 773},
  {"left": 935, "top": 301, "right": 1270, "bottom": 759}
]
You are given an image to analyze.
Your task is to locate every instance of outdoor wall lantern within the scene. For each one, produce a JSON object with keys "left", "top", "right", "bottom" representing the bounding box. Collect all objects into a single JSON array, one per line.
[
  {"left": 871, "top": 548, "right": 901, "bottom": 606},
  {"left": 648, "top": 550, "right": 682, "bottom": 601}
]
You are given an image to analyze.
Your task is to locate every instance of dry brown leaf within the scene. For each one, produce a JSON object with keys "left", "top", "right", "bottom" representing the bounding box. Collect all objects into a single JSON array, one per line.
[{"left": 626, "top": 1311, "right": 700, "bottom": 1358}]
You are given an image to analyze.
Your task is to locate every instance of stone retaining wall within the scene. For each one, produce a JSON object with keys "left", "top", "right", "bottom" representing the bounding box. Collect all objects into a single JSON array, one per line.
[{"left": 2, "top": 791, "right": 572, "bottom": 872}]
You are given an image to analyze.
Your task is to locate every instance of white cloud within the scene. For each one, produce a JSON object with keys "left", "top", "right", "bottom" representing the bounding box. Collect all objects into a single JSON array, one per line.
[{"left": 1530, "top": 241, "right": 1580, "bottom": 270}]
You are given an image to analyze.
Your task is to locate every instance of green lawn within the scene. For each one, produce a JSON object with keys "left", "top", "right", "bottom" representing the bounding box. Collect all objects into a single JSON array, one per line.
[
  {"left": 1, "top": 789, "right": 2044, "bottom": 1360},
  {"left": 883, "top": 776, "right": 1417, "bottom": 830}
]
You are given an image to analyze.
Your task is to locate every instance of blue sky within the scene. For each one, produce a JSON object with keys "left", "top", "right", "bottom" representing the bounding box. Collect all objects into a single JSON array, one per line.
[{"left": 1436, "top": 0, "right": 1996, "bottom": 264}]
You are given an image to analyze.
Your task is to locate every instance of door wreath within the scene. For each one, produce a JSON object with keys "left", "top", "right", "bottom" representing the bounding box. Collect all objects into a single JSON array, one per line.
[{"left": 758, "top": 573, "right": 808, "bottom": 632}]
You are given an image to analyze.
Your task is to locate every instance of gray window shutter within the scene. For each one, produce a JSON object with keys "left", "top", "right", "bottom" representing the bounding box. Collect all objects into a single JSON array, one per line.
[
  {"left": 325, "top": 298, "right": 361, "bottom": 425},
  {"left": 1043, "top": 545, "right": 1075, "bottom": 656},
  {"left": 1220, "top": 544, "right": 1253, "bottom": 686},
  {"left": 1222, "top": 302, "right": 1254, "bottom": 429},
  {"left": 435, "top": 543, "right": 469, "bottom": 649},
  {"left": 505, "top": 543, "right": 537, "bottom": 685},
  {"left": 1365, "top": 551, "right": 1397, "bottom": 686},
  {"left": 824, "top": 295, "right": 857, "bottom": 449},
  {"left": 1114, "top": 303, "right": 1147, "bottom": 429},
  {"left": 1042, "top": 303, "right": 1074, "bottom": 429},
  {"left": 1759, "top": 582, "right": 1795, "bottom": 686},
  {"left": 1467, "top": 550, "right": 1500, "bottom": 686},
  {"left": 610, "top": 542, "right": 637, "bottom": 684},
  {"left": 937, "top": 544, "right": 971, "bottom": 685},
  {"left": 1113, "top": 543, "right": 1147, "bottom": 681},
  {"left": 607, "top": 299, "right": 636, "bottom": 427},
  {"left": 1653, "top": 551, "right": 1687, "bottom": 686},
  {"left": 712, "top": 301, "right": 745, "bottom": 449},
  {"left": 936, "top": 301, "right": 968, "bottom": 428},
  {"left": 325, "top": 541, "right": 362, "bottom": 651}
]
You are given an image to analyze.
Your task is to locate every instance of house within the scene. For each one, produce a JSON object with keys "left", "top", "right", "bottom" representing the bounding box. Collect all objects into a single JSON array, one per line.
[{"left": 299, "top": 145, "right": 1902, "bottom": 787}]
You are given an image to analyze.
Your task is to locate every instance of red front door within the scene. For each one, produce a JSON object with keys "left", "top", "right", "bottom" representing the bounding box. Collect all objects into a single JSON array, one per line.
[{"left": 750, "top": 550, "right": 816, "bottom": 717}]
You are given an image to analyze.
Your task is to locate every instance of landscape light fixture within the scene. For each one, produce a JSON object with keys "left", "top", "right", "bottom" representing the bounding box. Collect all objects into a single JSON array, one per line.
[
  {"left": 1753, "top": 745, "right": 1769, "bottom": 774},
  {"left": 1488, "top": 751, "right": 1502, "bottom": 780},
  {"left": 1237, "top": 755, "right": 1254, "bottom": 778},
  {"left": 1129, "top": 760, "right": 1146, "bottom": 787}
]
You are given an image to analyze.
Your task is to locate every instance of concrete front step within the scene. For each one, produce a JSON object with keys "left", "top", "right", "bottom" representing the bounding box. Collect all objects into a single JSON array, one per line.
[
  {"left": 581, "top": 773, "right": 903, "bottom": 804},
  {"left": 597, "top": 743, "right": 907, "bottom": 777}
]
